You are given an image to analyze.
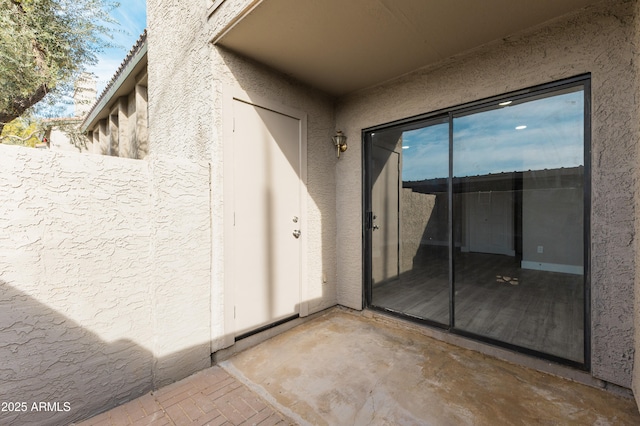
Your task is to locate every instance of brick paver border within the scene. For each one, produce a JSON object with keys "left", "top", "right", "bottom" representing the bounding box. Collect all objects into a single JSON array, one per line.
[{"left": 73, "top": 366, "right": 292, "bottom": 426}]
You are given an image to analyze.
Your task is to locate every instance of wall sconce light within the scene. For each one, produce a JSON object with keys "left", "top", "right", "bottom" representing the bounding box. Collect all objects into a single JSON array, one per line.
[{"left": 332, "top": 130, "right": 348, "bottom": 158}]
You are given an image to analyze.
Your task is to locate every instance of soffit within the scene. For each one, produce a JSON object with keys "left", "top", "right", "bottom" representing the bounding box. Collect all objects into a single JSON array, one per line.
[
  {"left": 215, "top": 0, "right": 601, "bottom": 96},
  {"left": 81, "top": 32, "right": 148, "bottom": 132}
]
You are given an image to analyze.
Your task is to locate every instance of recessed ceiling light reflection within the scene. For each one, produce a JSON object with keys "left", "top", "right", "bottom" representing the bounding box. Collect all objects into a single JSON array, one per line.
[
  {"left": 499, "top": 101, "right": 512, "bottom": 106},
  {"left": 402, "top": 146, "right": 410, "bottom": 149},
  {"left": 515, "top": 125, "right": 527, "bottom": 130}
]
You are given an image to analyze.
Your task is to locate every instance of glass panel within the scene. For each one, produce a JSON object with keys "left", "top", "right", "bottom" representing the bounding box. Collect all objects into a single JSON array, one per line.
[
  {"left": 452, "top": 87, "right": 585, "bottom": 362},
  {"left": 370, "top": 119, "right": 450, "bottom": 324}
]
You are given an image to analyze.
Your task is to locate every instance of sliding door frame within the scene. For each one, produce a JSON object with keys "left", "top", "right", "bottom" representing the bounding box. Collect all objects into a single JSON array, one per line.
[{"left": 363, "top": 74, "right": 591, "bottom": 370}]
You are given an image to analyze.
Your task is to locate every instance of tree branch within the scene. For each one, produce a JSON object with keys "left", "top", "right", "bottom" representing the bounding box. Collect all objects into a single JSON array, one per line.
[
  {"left": 0, "top": 83, "right": 49, "bottom": 127},
  {"left": 10, "top": 0, "right": 24, "bottom": 11},
  {"left": 0, "top": 130, "right": 41, "bottom": 143}
]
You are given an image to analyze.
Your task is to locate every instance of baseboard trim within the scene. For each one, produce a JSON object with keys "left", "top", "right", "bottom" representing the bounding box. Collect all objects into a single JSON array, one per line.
[{"left": 521, "top": 260, "right": 583, "bottom": 275}]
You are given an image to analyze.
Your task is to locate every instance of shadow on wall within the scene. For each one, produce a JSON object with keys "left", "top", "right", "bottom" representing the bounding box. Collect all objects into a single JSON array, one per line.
[
  {"left": 0, "top": 280, "right": 201, "bottom": 426},
  {"left": 216, "top": 45, "right": 339, "bottom": 315},
  {"left": 0, "top": 279, "right": 150, "bottom": 425}
]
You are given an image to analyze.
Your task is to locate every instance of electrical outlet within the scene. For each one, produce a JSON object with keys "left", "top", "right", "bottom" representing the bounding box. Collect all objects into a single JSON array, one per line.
[{"left": 537, "top": 245, "right": 544, "bottom": 254}]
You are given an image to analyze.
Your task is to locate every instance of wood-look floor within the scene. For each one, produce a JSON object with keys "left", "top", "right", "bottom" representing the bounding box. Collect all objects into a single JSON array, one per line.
[{"left": 372, "top": 246, "right": 584, "bottom": 363}]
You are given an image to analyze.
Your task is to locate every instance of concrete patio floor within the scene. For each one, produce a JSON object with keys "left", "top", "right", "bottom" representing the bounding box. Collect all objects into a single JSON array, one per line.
[{"left": 79, "top": 307, "right": 640, "bottom": 425}]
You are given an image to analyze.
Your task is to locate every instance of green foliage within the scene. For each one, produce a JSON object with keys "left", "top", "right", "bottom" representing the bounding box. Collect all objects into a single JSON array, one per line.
[
  {"left": 1, "top": 115, "right": 90, "bottom": 151},
  {"left": 0, "top": 116, "right": 43, "bottom": 147},
  {"left": 0, "top": 0, "right": 118, "bottom": 130}
]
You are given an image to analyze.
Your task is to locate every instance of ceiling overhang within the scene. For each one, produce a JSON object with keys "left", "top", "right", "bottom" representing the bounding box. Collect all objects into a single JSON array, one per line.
[{"left": 215, "top": 0, "right": 602, "bottom": 97}]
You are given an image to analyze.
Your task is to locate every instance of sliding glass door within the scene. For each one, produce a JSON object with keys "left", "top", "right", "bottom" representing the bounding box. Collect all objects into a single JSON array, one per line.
[
  {"left": 366, "top": 77, "right": 589, "bottom": 366},
  {"left": 369, "top": 119, "right": 450, "bottom": 325}
]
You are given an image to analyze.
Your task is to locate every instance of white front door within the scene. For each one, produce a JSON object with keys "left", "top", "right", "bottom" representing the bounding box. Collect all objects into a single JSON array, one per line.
[{"left": 232, "top": 99, "right": 302, "bottom": 336}]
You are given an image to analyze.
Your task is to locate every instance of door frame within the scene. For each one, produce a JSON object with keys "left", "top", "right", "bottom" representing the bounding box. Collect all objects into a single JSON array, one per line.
[
  {"left": 221, "top": 87, "right": 308, "bottom": 348},
  {"left": 362, "top": 75, "right": 591, "bottom": 369}
]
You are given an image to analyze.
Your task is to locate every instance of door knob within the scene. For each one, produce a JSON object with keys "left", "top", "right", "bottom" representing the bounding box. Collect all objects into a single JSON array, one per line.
[{"left": 293, "top": 230, "right": 301, "bottom": 238}]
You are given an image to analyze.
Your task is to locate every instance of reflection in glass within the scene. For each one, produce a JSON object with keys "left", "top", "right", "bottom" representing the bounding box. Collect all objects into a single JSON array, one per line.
[
  {"left": 452, "top": 87, "right": 584, "bottom": 362},
  {"left": 368, "top": 83, "right": 586, "bottom": 364},
  {"left": 370, "top": 121, "right": 450, "bottom": 324}
]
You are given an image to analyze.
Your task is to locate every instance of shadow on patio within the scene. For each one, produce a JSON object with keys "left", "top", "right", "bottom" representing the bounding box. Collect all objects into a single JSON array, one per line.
[{"left": 78, "top": 307, "right": 639, "bottom": 425}]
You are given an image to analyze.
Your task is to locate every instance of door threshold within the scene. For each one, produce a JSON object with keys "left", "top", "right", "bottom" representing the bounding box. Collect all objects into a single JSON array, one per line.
[
  {"left": 235, "top": 314, "right": 299, "bottom": 342},
  {"left": 213, "top": 308, "right": 331, "bottom": 364}
]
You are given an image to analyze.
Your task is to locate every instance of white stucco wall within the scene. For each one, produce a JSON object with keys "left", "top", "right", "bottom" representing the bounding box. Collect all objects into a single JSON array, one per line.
[
  {"left": 3, "top": 2, "right": 634, "bottom": 423},
  {"left": 145, "top": 0, "right": 639, "bottom": 390},
  {"left": 148, "top": 154, "right": 212, "bottom": 386},
  {"left": 0, "top": 145, "right": 211, "bottom": 424},
  {"left": 335, "top": 0, "right": 638, "bottom": 388},
  {"left": 148, "top": 0, "right": 339, "bottom": 351},
  {"left": 48, "top": 125, "right": 87, "bottom": 153}
]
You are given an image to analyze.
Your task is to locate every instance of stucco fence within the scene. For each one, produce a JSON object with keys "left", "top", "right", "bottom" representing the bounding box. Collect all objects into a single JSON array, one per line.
[{"left": 0, "top": 144, "right": 213, "bottom": 425}]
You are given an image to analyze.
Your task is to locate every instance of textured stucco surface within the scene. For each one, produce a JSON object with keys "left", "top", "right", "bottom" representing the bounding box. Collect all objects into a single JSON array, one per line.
[
  {"left": 2, "top": 2, "right": 635, "bottom": 424},
  {"left": 148, "top": 0, "right": 224, "bottom": 348},
  {"left": 212, "top": 48, "right": 338, "bottom": 317},
  {"left": 146, "top": 0, "right": 638, "bottom": 399},
  {"left": 148, "top": 154, "right": 213, "bottom": 386},
  {"left": 148, "top": 0, "right": 339, "bottom": 351},
  {"left": 634, "top": 0, "right": 640, "bottom": 409},
  {"left": 336, "top": 0, "right": 638, "bottom": 388},
  {"left": 0, "top": 145, "right": 211, "bottom": 424}
]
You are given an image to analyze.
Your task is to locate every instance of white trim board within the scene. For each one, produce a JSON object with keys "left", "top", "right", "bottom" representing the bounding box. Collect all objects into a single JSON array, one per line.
[{"left": 521, "top": 261, "right": 583, "bottom": 275}]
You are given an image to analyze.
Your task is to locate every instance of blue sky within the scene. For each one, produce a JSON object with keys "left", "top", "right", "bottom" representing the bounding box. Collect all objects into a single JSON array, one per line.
[
  {"left": 401, "top": 90, "right": 584, "bottom": 181},
  {"left": 88, "top": 1, "right": 147, "bottom": 94}
]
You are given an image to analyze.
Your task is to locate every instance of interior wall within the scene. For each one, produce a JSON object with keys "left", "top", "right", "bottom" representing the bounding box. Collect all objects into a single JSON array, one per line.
[
  {"left": 463, "top": 191, "right": 515, "bottom": 256},
  {"left": 0, "top": 145, "right": 211, "bottom": 423},
  {"left": 336, "top": 0, "right": 638, "bottom": 388},
  {"left": 522, "top": 183, "right": 583, "bottom": 273}
]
